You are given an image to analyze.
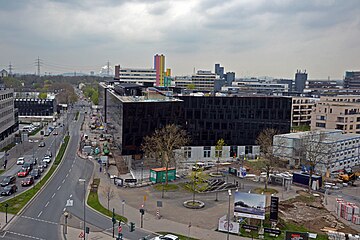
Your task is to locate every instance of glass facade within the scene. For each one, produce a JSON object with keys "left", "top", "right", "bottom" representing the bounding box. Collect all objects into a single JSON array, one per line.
[{"left": 14, "top": 99, "right": 57, "bottom": 116}]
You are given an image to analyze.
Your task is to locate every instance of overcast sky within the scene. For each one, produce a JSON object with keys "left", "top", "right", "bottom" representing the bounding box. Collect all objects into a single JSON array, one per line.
[{"left": 0, "top": 0, "right": 359, "bottom": 79}]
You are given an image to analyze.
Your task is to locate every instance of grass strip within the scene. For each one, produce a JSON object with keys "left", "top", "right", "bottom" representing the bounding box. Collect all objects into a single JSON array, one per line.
[
  {"left": 0, "top": 169, "right": 5, "bottom": 175},
  {"left": 29, "top": 127, "right": 42, "bottom": 136},
  {"left": 87, "top": 178, "right": 127, "bottom": 223},
  {"left": 0, "top": 135, "right": 69, "bottom": 214},
  {"left": 75, "top": 111, "right": 79, "bottom": 121},
  {"left": 153, "top": 183, "right": 179, "bottom": 191}
]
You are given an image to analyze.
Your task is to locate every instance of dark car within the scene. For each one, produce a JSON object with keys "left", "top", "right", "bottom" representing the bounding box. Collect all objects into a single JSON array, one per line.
[
  {"left": 1, "top": 176, "right": 16, "bottom": 187},
  {"left": 30, "top": 157, "right": 38, "bottom": 165},
  {"left": 30, "top": 169, "right": 41, "bottom": 179},
  {"left": 39, "top": 162, "right": 48, "bottom": 169},
  {"left": 1, "top": 184, "right": 17, "bottom": 196},
  {"left": 38, "top": 141, "right": 45, "bottom": 147},
  {"left": 23, "top": 162, "right": 33, "bottom": 171},
  {"left": 21, "top": 177, "right": 34, "bottom": 187}
]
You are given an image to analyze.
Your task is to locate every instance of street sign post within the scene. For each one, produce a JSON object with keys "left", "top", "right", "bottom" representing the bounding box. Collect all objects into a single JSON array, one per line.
[{"left": 270, "top": 196, "right": 279, "bottom": 222}]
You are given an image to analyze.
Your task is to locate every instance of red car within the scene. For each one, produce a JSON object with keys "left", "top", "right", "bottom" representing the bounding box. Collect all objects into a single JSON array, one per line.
[
  {"left": 21, "top": 177, "right": 34, "bottom": 186},
  {"left": 17, "top": 168, "right": 30, "bottom": 177}
]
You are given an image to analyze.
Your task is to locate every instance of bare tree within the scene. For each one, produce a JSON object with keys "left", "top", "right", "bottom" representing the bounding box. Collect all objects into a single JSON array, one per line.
[
  {"left": 103, "top": 185, "right": 115, "bottom": 212},
  {"left": 256, "top": 128, "right": 284, "bottom": 190},
  {"left": 298, "top": 131, "right": 332, "bottom": 191},
  {"left": 141, "top": 124, "right": 190, "bottom": 186}
]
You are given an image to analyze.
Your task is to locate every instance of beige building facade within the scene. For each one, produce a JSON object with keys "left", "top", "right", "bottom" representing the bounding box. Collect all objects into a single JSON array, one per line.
[
  {"left": 291, "top": 97, "right": 318, "bottom": 127},
  {"left": 311, "top": 95, "right": 360, "bottom": 134}
]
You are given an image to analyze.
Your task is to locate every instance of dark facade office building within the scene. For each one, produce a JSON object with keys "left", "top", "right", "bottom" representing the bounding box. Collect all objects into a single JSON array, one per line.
[
  {"left": 294, "top": 70, "right": 308, "bottom": 93},
  {"left": 100, "top": 82, "right": 292, "bottom": 156},
  {"left": 14, "top": 98, "right": 57, "bottom": 116},
  {"left": 344, "top": 71, "right": 360, "bottom": 89}
]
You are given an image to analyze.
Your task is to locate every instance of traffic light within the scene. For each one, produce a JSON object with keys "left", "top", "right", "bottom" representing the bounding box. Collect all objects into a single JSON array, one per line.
[
  {"left": 129, "top": 222, "right": 135, "bottom": 232},
  {"left": 112, "top": 208, "right": 116, "bottom": 224},
  {"left": 140, "top": 208, "right": 145, "bottom": 215}
]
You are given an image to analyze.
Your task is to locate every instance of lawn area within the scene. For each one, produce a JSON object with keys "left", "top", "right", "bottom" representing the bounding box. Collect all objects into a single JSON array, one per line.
[
  {"left": 87, "top": 178, "right": 127, "bottom": 223},
  {"left": 29, "top": 127, "right": 42, "bottom": 136},
  {"left": 153, "top": 183, "right": 179, "bottom": 191},
  {"left": 0, "top": 135, "right": 69, "bottom": 215},
  {"left": 157, "top": 232, "right": 199, "bottom": 240},
  {"left": 0, "top": 169, "right": 5, "bottom": 175},
  {"left": 253, "top": 187, "right": 278, "bottom": 194},
  {"left": 0, "top": 143, "right": 16, "bottom": 152}
]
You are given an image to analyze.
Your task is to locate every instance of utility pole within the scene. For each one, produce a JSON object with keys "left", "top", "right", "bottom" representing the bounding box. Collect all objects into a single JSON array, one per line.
[
  {"left": 8, "top": 62, "right": 13, "bottom": 76},
  {"left": 35, "top": 57, "right": 42, "bottom": 76}
]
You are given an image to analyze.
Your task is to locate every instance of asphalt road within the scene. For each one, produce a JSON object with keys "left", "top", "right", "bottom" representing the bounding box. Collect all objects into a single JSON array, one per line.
[{"left": 2, "top": 102, "right": 155, "bottom": 240}]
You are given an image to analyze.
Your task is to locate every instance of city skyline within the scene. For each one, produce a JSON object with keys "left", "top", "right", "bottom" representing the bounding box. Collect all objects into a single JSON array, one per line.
[{"left": 1, "top": 0, "right": 360, "bottom": 79}]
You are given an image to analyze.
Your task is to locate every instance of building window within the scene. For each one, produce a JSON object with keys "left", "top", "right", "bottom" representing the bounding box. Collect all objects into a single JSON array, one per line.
[
  {"left": 204, "top": 146, "right": 211, "bottom": 158},
  {"left": 316, "top": 122, "right": 326, "bottom": 128}
]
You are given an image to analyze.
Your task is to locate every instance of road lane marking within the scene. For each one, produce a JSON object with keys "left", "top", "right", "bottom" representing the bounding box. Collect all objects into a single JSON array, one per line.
[
  {"left": 21, "top": 215, "right": 58, "bottom": 225},
  {"left": 5, "top": 231, "right": 46, "bottom": 240},
  {"left": 66, "top": 173, "right": 69, "bottom": 178},
  {"left": 52, "top": 193, "right": 56, "bottom": 198},
  {"left": 57, "top": 186, "right": 61, "bottom": 190},
  {"left": 69, "top": 168, "right": 72, "bottom": 172},
  {"left": 62, "top": 179, "right": 65, "bottom": 183},
  {"left": 45, "top": 201, "right": 49, "bottom": 208},
  {"left": 37, "top": 211, "right": 42, "bottom": 218},
  {"left": 70, "top": 194, "right": 72, "bottom": 198}
]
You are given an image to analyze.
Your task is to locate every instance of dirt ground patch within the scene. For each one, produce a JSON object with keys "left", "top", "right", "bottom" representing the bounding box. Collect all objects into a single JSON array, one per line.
[{"left": 279, "top": 190, "right": 358, "bottom": 235}]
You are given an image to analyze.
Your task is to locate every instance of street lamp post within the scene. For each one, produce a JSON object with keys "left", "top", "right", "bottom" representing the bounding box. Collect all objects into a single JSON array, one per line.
[
  {"left": 64, "top": 211, "right": 69, "bottom": 234},
  {"left": 79, "top": 179, "right": 86, "bottom": 240},
  {"left": 227, "top": 189, "right": 232, "bottom": 240},
  {"left": 140, "top": 161, "right": 144, "bottom": 184}
]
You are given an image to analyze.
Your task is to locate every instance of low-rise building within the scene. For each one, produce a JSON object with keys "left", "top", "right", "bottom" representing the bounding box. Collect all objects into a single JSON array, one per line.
[
  {"left": 273, "top": 130, "right": 360, "bottom": 173},
  {"left": 291, "top": 97, "right": 318, "bottom": 128}
]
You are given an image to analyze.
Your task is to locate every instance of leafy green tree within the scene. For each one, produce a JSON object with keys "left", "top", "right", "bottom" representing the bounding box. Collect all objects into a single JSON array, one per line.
[
  {"left": 188, "top": 168, "right": 208, "bottom": 204},
  {"left": 215, "top": 138, "right": 226, "bottom": 174},
  {"left": 186, "top": 84, "right": 195, "bottom": 90},
  {"left": 38, "top": 92, "right": 47, "bottom": 99}
]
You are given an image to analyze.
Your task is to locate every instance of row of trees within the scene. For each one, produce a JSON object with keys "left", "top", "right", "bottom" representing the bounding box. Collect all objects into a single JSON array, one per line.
[
  {"left": 82, "top": 85, "right": 99, "bottom": 105},
  {"left": 141, "top": 123, "right": 330, "bottom": 192}
]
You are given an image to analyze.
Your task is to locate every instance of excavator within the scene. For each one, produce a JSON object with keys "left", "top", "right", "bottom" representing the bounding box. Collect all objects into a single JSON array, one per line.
[{"left": 338, "top": 168, "right": 358, "bottom": 185}]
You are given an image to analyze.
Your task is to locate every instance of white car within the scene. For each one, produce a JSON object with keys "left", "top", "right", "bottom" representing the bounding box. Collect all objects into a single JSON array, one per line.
[
  {"left": 151, "top": 234, "right": 179, "bottom": 240},
  {"left": 42, "top": 156, "right": 51, "bottom": 163},
  {"left": 17, "top": 157, "right": 25, "bottom": 165}
]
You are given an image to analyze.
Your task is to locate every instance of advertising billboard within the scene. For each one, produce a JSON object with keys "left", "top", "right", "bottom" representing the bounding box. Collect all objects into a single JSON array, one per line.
[
  {"left": 234, "top": 192, "right": 266, "bottom": 220},
  {"left": 218, "top": 216, "right": 240, "bottom": 234},
  {"left": 285, "top": 232, "right": 308, "bottom": 240},
  {"left": 270, "top": 196, "right": 279, "bottom": 221}
]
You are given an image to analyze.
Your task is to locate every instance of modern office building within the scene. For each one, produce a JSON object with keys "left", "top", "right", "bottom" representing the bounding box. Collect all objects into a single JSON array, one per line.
[
  {"left": 294, "top": 70, "right": 308, "bottom": 93},
  {"left": 291, "top": 97, "right": 318, "bottom": 127},
  {"left": 273, "top": 130, "right": 360, "bottom": 172},
  {"left": 311, "top": 95, "right": 360, "bottom": 134},
  {"left": 100, "top": 82, "right": 292, "bottom": 156},
  {"left": 344, "top": 71, "right": 360, "bottom": 89},
  {"left": 191, "top": 70, "right": 218, "bottom": 91},
  {"left": 115, "top": 66, "right": 156, "bottom": 87},
  {"left": 0, "top": 87, "right": 18, "bottom": 149}
]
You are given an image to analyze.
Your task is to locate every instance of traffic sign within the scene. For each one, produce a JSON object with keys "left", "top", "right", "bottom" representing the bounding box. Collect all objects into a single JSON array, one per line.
[
  {"left": 118, "top": 225, "right": 122, "bottom": 233},
  {"left": 66, "top": 199, "right": 73, "bottom": 207}
]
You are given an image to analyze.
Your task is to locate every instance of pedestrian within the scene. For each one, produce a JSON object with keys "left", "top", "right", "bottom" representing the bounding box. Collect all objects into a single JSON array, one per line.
[{"left": 100, "top": 166, "right": 102, "bottom": 172}]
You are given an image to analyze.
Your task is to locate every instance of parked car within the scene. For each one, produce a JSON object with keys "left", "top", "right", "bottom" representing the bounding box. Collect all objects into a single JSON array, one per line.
[
  {"left": 30, "top": 169, "right": 41, "bottom": 179},
  {"left": 21, "top": 177, "right": 34, "bottom": 187},
  {"left": 1, "top": 176, "right": 16, "bottom": 187},
  {"left": 1, "top": 184, "right": 17, "bottom": 196},
  {"left": 42, "top": 156, "right": 51, "bottom": 163},
  {"left": 150, "top": 234, "right": 179, "bottom": 240},
  {"left": 17, "top": 157, "right": 25, "bottom": 165},
  {"left": 38, "top": 141, "right": 46, "bottom": 147},
  {"left": 17, "top": 168, "right": 30, "bottom": 177},
  {"left": 45, "top": 151, "right": 52, "bottom": 158}
]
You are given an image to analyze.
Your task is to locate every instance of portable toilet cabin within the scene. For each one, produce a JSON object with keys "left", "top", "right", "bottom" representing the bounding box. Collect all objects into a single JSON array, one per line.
[{"left": 150, "top": 167, "right": 176, "bottom": 183}]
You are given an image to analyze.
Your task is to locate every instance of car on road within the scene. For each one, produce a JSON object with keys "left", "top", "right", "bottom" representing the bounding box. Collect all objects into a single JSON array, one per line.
[
  {"left": 1, "top": 176, "right": 16, "bottom": 187},
  {"left": 150, "top": 234, "right": 179, "bottom": 240},
  {"left": 38, "top": 141, "right": 46, "bottom": 147},
  {"left": 39, "top": 162, "right": 48, "bottom": 169},
  {"left": 17, "top": 168, "right": 30, "bottom": 177},
  {"left": 30, "top": 169, "right": 41, "bottom": 179},
  {"left": 1, "top": 184, "right": 17, "bottom": 196},
  {"left": 21, "top": 177, "right": 34, "bottom": 187},
  {"left": 23, "top": 162, "right": 33, "bottom": 171},
  {"left": 45, "top": 151, "right": 52, "bottom": 158},
  {"left": 42, "top": 156, "right": 51, "bottom": 163},
  {"left": 17, "top": 157, "right": 25, "bottom": 165},
  {"left": 53, "top": 131, "right": 58, "bottom": 135}
]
